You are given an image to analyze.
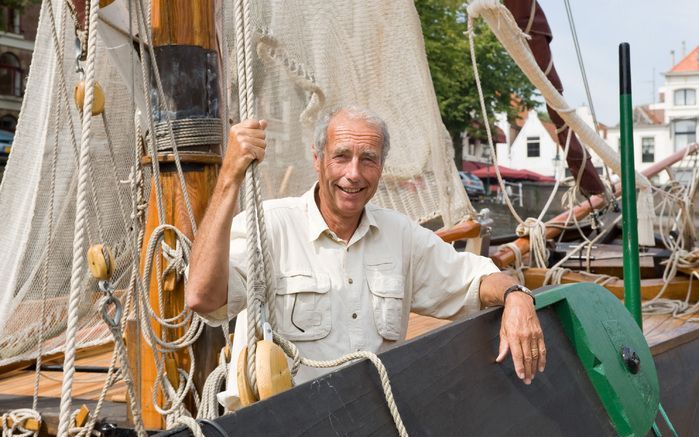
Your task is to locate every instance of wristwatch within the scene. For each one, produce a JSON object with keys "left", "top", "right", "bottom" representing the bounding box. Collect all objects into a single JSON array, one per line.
[{"left": 503, "top": 284, "right": 535, "bottom": 306}]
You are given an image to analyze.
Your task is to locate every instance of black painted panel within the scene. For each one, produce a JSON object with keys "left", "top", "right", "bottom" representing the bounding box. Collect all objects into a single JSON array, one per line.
[{"left": 160, "top": 307, "right": 616, "bottom": 436}]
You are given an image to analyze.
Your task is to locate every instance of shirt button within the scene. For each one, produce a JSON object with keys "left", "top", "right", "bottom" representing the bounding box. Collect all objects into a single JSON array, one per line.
[
  {"left": 352, "top": 313, "right": 357, "bottom": 319},
  {"left": 348, "top": 278, "right": 353, "bottom": 284}
]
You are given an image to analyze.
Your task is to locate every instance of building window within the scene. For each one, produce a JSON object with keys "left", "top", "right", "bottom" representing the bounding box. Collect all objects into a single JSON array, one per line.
[
  {"left": 674, "top": 119, "right": 697, "bottom": 150},
  {"left": 2, "top": 8, "right": 21, "bottom": 34},
  {"left": 0, "top": 52, "right": 23, "bottom": 97},
  {"left": 527, "top": 136, "right": 540, "bottom": 157},
  {"left": 674, "top": 89, "right": 696, "bottom": 106},
  {"left": 641, "top": 137, "right": 655, "bottom": 163}
]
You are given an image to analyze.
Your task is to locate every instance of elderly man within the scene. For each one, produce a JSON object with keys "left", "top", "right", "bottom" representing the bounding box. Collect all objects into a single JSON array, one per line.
[{"left": 187, "top": 106, "right": 546, "bottom": 384}]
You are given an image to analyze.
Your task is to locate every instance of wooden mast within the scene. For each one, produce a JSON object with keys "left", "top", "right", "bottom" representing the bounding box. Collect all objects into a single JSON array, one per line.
[{"left": 136, "top": 0, "right": 223, "bottom": 428}]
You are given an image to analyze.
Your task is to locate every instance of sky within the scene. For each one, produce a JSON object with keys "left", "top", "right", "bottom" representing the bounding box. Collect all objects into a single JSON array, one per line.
[{"left": 534, "top": 0, "right": 698, "bottom": 126}]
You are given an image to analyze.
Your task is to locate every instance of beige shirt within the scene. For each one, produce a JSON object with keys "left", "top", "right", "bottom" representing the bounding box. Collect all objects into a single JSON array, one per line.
[{"left": 203, "top": 184, "right": 500, "bottom": 382}]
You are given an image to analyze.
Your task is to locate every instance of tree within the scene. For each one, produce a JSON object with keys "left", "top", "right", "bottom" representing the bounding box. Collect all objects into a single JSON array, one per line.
[{"left": 415, "top": 0, "right": 538, "bottom": 168}]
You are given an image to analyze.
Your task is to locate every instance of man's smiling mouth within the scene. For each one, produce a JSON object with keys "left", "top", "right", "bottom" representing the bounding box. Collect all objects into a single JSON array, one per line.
[{"left": 338, "top": 186, "right": 363, "bottom": 194}]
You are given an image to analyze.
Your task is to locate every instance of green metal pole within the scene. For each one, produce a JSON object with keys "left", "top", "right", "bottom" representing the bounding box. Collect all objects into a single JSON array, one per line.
[{"left": 619, "top": 43, "right": 642, "bottom": 328}]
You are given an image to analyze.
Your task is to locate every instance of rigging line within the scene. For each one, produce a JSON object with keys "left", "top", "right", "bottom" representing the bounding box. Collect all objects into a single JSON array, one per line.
[
  {"left": 562, "top": 0, "right": 598, "bottom": 130},
  {"left": 562, "top": 0, "right": 617, "bottom": 202}
]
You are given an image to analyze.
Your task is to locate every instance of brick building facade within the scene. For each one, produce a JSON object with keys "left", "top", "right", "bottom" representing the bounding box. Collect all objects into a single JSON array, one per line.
[{"left": 0, "top": 5, "right": 40, "bottom": 132}]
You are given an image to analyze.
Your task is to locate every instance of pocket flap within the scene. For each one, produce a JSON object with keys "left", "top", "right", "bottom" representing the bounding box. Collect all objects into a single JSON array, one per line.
[
  {"left": 366, "top": 271, "right": 404, "bottom": 299},
  {"left": 276, "top": 271, "right": 330, "bottom": 295}
]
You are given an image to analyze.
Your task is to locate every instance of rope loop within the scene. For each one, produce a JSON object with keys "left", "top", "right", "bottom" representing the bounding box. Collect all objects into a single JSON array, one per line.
[{"left": 2, "top": 409, "right": 41, "bottom": 437}]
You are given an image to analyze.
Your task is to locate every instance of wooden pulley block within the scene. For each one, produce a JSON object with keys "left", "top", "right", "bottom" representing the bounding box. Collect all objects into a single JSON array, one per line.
[
  {"left": 74, "top": 80, "right": 106, "bottom": 115},
  {"left": 256, "top": 340, "right": 293, "bottom": 400},
  {"left": 237, "top": 340, "right": 293, "bottom": 407},
  {"left": 236, "top": 346, "right": 259, "bottom": 407},
  {"left": 87, "top": 244, "right": 114, "bottom": 280}
]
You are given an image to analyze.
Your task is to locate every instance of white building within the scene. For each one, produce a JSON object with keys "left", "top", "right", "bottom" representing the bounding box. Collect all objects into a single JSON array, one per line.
[
  {"left": 495, "top": 107, "right": 606, "bottom": 180},
  {"left": 607, "top": 46, "right": 699, "bottom": 185}
]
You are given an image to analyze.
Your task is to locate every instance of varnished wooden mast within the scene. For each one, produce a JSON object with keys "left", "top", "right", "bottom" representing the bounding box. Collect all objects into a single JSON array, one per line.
[{"left": 136, "top": 0, "right": 223, "bottom": 428}]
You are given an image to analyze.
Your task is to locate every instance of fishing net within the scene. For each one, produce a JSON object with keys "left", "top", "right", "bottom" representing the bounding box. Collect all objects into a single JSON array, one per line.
[{"left": 0, "top": 0, "right": 472, "bottom": 367}]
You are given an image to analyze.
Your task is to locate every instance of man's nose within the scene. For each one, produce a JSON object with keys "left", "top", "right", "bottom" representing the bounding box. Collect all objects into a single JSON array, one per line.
[{"left": 346, "top": 157, "right": 361, "bottom": 181}]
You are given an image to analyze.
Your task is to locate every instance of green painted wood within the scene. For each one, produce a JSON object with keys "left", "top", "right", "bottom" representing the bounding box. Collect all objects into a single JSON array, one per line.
[
  {"left": 618, "top": 42, "right": 643, "bottom": 328},
  {"left": 536, "top": 283, "right": 659, "bottom": 436}
]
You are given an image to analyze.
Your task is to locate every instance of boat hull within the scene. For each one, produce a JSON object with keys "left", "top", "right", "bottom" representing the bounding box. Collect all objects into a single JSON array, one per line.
[{"left": 161, "top": 306, "right": 618, "bottom": 436}]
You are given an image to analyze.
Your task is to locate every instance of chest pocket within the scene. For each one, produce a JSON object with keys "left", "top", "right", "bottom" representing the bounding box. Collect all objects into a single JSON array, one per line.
[
  {"left": 366, "top": 263, "right": 405, "bottom": 341},
  {"left": 275, "top": 271, "right": 331, "bottom": 341}
]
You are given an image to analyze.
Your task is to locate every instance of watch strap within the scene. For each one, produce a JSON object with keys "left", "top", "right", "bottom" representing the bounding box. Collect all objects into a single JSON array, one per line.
[{"left": 503, "top": 284, "right": 535, "bottom": 306}]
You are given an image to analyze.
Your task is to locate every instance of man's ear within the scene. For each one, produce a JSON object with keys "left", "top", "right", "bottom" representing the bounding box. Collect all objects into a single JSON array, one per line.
[{"left": 312, "top": 144, "right": 320, "bottom": 172}]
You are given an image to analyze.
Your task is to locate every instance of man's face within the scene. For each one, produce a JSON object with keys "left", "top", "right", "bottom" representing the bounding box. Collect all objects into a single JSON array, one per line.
[{"left": 313, "top": 112, "right": 384, "bottom": 226}]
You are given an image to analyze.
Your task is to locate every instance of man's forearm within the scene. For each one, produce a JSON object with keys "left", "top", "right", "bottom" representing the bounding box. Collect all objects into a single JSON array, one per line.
[
  {"left": 478, "top": 272, "right": 519, "bottom": 308},
  {"left": 186, "top": 171, "right": 240, "bottom": 313},
  {"left": 187, "top": 119, "right": 267, "bottom": 313}
]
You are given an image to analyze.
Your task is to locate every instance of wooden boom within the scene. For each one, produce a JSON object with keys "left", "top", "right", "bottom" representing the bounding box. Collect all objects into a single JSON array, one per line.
[{"left": 490, "top": 143, "right": 699, "bottom": 268}]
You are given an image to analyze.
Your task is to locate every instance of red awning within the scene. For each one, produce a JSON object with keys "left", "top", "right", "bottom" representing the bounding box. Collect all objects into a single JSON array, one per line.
[
  {"left": 462, "top": 160, "right": 488, "bottom": 172},
  {"left": 471, "top": 165, "right": 555, "bottom": 182}
]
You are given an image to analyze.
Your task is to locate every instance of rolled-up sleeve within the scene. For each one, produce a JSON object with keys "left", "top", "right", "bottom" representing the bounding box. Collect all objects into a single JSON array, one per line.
[
  {"left": 197, "top": 211, "right": 249, "bottom": 326},
  {"left": 409, "top": 223, "right": 500, "bottom": 319}
]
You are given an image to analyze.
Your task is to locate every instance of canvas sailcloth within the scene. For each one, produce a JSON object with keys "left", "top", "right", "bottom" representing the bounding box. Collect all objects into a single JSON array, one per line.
[{"left": 0, "top": 0, "right": 474, "bottom": 366}]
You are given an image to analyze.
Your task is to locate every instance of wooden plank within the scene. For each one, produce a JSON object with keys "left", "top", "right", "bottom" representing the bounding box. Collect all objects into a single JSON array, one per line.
[
  {"left": 406, "top": 313, "right": 450, "bottom": 339},
  {"left": 160, "top": 307, "right": 617, "bottom": 436},
  {"left": 523, "top": 268, "right": 698, "bottom": 302},
  {"left": 435, "top": 220, "right": 481, "bottom": 243}
]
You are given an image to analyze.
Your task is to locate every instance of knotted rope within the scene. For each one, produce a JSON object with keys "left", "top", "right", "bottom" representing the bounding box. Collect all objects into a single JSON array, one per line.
[{"left": 1, "top": 410, "right": 41, "bottom": 437}]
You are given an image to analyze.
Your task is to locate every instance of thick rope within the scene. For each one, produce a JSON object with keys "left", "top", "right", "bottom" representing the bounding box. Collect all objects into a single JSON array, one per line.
[
  {"left": 57, "top": 0, "right": 101, "bottom": 432},
  {"left": 1, "top": 409, "right": 41, "bottom": 437},
  {"left": 274, "top": 333, "right": 409, "bottom": 437},
  {"left": 467, "top": 0, "right": 650, "bottom": 191},
  {"left": 232, "top": 0, "right": 269, "bottom": 397},
  {"left": 467, "top": 20, "right": 578, "bottom": 267},
  {"left": 153, "top": 118, "right": 224, "bottom": 151},
  {"left": 197, "top": 351, "right": 228, "bottom": 420},
  {"left": 139, "top": 224, "right": 204, "bottom": 420}
]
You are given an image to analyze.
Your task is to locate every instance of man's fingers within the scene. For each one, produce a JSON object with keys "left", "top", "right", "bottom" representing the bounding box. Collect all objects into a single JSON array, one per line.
[
  {"left": 239, "top": 118, "right": 267, "bottom": 130},
  {"left": 495, "top": 332, "right": 509, "bottom": 363},
  {"left": 236, "top": 127, "right": 267, "bottom": 140},
  {"left": 537, "top": 336, "right": 547, "bottom": 372},
  {"left": 521, "top": 337, "right": 535, "bottom": 384},
  {"left": 509, "top": 338, "right": 526, "bottom": 382}
]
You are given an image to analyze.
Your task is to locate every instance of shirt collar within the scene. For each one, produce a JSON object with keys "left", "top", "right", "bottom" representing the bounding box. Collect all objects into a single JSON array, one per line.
[
  {"left": 304, "top": 183, "right": 379, "bottom": 244},
  {"left": 304, "top": 183, "right": 329, "bottom": 242}
]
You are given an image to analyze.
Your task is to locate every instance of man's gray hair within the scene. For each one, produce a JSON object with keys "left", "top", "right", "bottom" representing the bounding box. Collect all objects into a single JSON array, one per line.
[{"left": 313, "top": 106, "right": 391, "bottom": 163}]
